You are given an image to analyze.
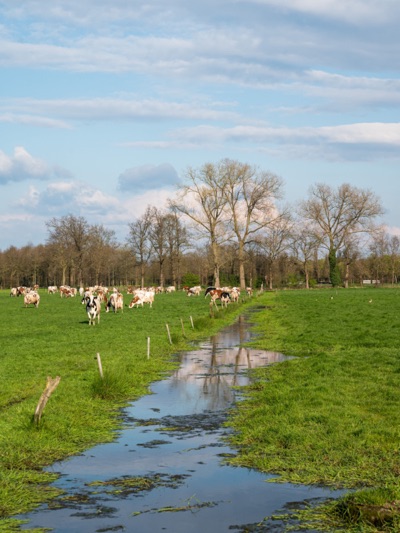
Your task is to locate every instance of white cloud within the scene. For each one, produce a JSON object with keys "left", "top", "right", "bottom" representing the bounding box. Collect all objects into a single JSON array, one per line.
[{"left": 0, "top": 147, "right": 68, "bottom": 184}]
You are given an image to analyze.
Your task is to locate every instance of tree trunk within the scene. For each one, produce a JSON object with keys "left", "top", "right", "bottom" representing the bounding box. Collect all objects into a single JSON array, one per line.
[
  {"left": 238, "top": 242, "right": 246, "bottom": 290},
  {"left": 329, "top": 246, "right": 341, "bottom": 287}
]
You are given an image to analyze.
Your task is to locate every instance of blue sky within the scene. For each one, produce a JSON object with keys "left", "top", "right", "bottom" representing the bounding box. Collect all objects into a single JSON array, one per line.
[{"left": 0, "top": 0, "right": 399, "bottom": 250}]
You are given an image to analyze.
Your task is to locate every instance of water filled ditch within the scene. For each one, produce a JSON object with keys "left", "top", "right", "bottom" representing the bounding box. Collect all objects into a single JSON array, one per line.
[{"left": 19, "top": 312, "right": 344, "bottom": 532}]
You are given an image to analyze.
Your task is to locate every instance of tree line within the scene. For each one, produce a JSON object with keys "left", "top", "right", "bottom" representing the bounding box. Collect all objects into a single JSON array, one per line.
[{"left": 1, "top": 159, "right": 397, "bottom": 291}]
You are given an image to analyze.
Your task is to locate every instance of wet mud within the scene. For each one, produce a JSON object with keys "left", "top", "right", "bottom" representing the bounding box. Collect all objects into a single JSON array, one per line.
[{"left": 18, "top": 313, "right": 344, "bottom": 532}]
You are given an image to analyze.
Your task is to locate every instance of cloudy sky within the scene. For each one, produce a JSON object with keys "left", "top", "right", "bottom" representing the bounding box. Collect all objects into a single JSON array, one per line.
[{"left": 1, "top": 0, "right": 399, "bottom": 250}]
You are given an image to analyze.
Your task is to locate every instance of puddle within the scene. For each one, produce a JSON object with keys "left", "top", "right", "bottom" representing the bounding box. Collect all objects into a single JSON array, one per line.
[{"left": 18, "top": 314, "right": 344, "bottom": 532}]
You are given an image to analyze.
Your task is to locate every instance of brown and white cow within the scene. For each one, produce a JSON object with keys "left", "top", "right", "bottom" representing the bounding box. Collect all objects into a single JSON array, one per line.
[
  {"left": 208, "top": 289, "right": 231, "bottom": 308},
  {"left": 128, "top": 290, "right": 155, "bottom": 308},
  {"left": 24, "top": 291, "right": 40, "bottom": 308},
  {"left": 106, "top": 292, "right": 124, "bottom": 313}
]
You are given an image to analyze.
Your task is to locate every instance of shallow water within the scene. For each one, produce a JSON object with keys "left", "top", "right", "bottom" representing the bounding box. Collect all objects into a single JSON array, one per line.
[{"left": 19, "top": 314, "right": 344, "bottom": 532}]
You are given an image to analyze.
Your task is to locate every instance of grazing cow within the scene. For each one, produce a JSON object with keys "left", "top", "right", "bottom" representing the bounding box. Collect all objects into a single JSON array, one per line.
[
  {"left": 187, "top": 285, "right": 201, "bottom": 296},
  {"left": 82, "top": 294, "right": 101, "bottom": 325},
  {"left": 166, "top": 286, "right": 176, "bottom": 293},
  {"left": 10, "top": 287, "right": 18, "bottom": 297},
  {"left": 246, "top": 287, "right": 253, "bottom": 297},
  {"left": 48, "top": 285, "right": 58, "bottom": 294},
  {"left": 24, "top": 291, "right": 40, "bottom": 308},
  {"left": 106, "top": 292, "right": 124, "bottom": 313},
  {"left": 128, "top": 290, "right": 155, "bottom": 308}
]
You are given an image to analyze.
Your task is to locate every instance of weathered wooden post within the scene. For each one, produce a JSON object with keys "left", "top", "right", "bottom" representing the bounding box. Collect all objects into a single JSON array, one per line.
[
  {"left": 180, "top": 318, "right": 186, "bottom": 338},
  {"left": 166, "top": 323, "right": 172, "bottom": 345},
  {"left": 190, "top": 316, "right": 194, "bottom": 329},
  {"left": 147, "top": 337, "right": 150, "bottom": 359},
  {"left": 96, "top": 352, "right": 104, "bottom": 378},
  {"left": 34, "top": 376, "right": 61, "bottom": 425}
]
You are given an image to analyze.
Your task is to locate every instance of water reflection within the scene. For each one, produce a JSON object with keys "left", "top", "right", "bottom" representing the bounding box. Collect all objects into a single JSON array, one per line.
[{"left": 18, "top": 314, "right": 343, "bottom": 533}]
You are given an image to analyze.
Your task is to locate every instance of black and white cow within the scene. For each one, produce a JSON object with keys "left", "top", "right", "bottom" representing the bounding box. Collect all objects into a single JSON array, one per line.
[{"left": 82, "top": 294, "right": 101, "bottom": 325}]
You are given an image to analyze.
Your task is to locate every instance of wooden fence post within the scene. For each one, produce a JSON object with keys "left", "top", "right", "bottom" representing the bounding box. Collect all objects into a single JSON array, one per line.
[
  {"left": 34, "top": 376, "right": 61, "bottom": 424},
  {"left": 96, "top": 352, "right": 104, "bottom": 378},
  {"left": 180, "top": 318, "right": 186, "bottom": 338},
  {"left": 166, "top": 323, "right": 172, "bottom": 345},
  {"left": 190, "top": 316, "right": 194, "bottom": 329},
  {"left": 147, "top": 337, "right": 150, "bottom": 359}
]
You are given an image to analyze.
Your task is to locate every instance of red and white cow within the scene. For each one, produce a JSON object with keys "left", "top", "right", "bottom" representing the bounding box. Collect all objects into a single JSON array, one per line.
[
  {"left": 24, "top": 291, "right": 40, "bottom": 308},
  {"left": 106, "top": 292, "right": 124, "bottom": 313},
  {"left": 187, "top": 285, "right": 201, "bottom": 296},
  {"left": 128, "top": 290, "right": 155, "bottom": 308}
]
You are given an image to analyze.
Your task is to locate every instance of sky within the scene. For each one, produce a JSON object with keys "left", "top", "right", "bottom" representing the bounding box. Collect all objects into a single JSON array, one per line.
[{"left": 1, "top": 0, "right": 399, "bottom": 250}]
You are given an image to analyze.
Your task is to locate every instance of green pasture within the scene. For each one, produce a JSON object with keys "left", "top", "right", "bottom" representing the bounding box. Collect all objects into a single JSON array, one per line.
[
  {"left": 227, "top": 287, "right": 400, "bottom": 531},
  {"left": 0, "top": 287, "right": 252, "bottom": 530},
  {"left": 3, "top": 286, "right": 400, "bottom": 532}
]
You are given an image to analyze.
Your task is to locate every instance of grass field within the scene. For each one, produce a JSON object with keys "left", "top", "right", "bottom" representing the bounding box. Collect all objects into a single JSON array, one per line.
[
  {"left": 0, "top": 287, "right": 252, "bottom": 531},
  {"left": 3, "top": 286, "right": 400, "bottom": 532},
  {"left": 227, "top": 287, "right": 400, "bottom": 531}
]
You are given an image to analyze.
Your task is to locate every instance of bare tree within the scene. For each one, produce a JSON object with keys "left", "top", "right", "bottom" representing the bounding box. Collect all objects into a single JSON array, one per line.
[
  {"left": 148, "top": 206, "right": 168, "bottom": 288},
  {"left": 257, "top": 215, "right": 293, "bottom": 289},
  {"left": 164, "top": 210, "right": 189, "bottom": 288},
  {"left": 300, "top": 183, "right": 384, "bottom": 287},
  {"left": 291, "top": 223, "right": 322, "bottom": 289},
  {"left": 127, "top": 207, "right": 153, "bottom": 288},
  {"left": 86, "top": 225, "right": 117, "bottom": 286},
  {"left": 169, "top": 162, "right": 229, "bottom": 287},
  {"left": 46, "top": 215, "right": 91, "bottom": 287},
  {"left": 222, "top": 159, "right": 286, "bottom": 289},
  {"left": 388, "top": 234, "right": 400, "bottom": 285}
]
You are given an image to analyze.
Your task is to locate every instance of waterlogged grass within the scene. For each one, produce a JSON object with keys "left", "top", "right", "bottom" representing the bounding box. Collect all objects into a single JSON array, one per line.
[
  {"left": 0, "top": 288, "right": 252, "bottom": 528},
  {"left": 227, "top": 287, "right": 400, "bottom": 531}
]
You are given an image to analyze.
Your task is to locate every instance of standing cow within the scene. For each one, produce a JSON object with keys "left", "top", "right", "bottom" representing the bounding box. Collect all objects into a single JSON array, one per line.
[
  {"left": 24, "top": 291, "right": 40, "bottom": 308},
  {"left": 82, "top": 294, "right": 101, "bottom": 325}
]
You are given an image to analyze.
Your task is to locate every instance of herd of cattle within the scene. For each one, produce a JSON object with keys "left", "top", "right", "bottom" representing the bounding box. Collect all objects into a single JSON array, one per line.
[{"left": 9, "top": 284, "right": 253, "bottom": 325}]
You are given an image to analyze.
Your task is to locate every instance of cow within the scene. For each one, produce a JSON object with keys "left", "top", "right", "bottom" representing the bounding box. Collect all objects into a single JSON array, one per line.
[
  {"left": 208, "top": 289, "right": 231, "bottom": 308},
  {"left": 187, "top": 285, "right": 201, "bottom": 296},
  {"left": 166, "top": 286, "right": 176, "bottom": 293},
  {"left": 24, "top": 291, "right": 40, "bottom": 308},
  {"left": 246, "top": 287, "right": 253, "bottom": 297},
  {"left": 128, "top": 290, "right": 155, "bottom": 308},
  {"left": 204, "top": 286, "right": 217, "bottom": 298},
  {"left": 10, "top": 288, "right": 18, "bottom": 297},
  {"left": 16, "top": 286, "right": 28, "bottom": 296},
  {"left": 106, "top": 292, "right": 124, "bottom": 313},
  {"left": 48, "top": 285, "right": 58, "bottom": 294},
  {"left": 82, "top": 294, "right": 101, "bottom": 325}
]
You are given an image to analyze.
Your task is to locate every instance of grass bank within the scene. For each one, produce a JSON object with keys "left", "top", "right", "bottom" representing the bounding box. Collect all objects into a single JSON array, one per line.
[
  {"left": 227, "top": 287, "right": 400, "bottom": 532},
  {"left": 0, "top": 288, "right": 253, "bottom": 531}
]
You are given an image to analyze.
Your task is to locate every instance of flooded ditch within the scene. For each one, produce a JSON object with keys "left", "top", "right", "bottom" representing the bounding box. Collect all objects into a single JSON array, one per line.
[{"left": 18, "top": 313, "right": 345, "bottom": 532}]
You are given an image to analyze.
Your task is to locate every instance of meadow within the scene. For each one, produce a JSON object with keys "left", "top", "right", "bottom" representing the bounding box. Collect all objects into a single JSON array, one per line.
[
  {"left": 227, "top": 287, "right": 400, "bottom": 531},
  {"left": 0, "top": 287, "right": 252, "bottom": 531},
  {"left": 2, "top": 286, "right": 400, "bottom": 532}
]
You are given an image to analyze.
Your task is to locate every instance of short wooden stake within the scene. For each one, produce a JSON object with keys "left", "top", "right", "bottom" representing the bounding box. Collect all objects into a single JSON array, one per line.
[
  {"left": 166, "top": 323, "right": 172, "bottom": 345},
  {"left": 147, "top": 337, "right": 150, "bottom": 359},
  {"left": 190, "top": 315, "right": 194, "bottom": 329},
  {"left": 34, "top": 376, "right": 61, "bottom": 424},
  {"left": 180, "top": 318, "right": 186, "bottom": 337},
  {"left": 96, "top": 352, "right": 104, "bottom": 378}
]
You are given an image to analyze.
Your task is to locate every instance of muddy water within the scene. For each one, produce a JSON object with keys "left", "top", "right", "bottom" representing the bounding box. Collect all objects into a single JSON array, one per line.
[{"left": 19, "top": 314, "right": 344, "bottom": 532}]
